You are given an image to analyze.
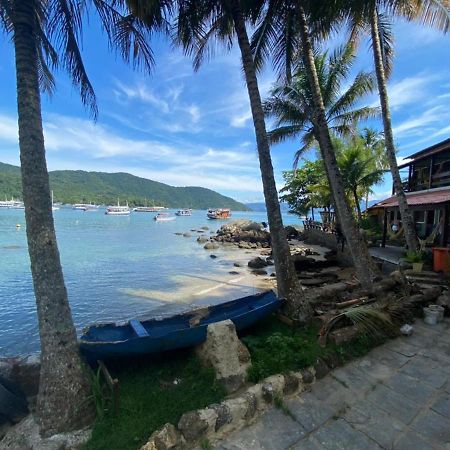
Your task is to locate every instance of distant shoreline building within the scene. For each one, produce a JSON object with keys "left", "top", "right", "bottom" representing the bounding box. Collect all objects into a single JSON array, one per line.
[{"left": 368, "top": 138, "right": 450, "bottom": 248}]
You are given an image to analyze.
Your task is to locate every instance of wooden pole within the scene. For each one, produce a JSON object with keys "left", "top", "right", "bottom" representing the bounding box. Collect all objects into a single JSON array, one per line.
[
  {"left": 441, "top": 204, "right": 449, "bottom": 247},
  {"left": 382, "top": 209, "right": 388, "bottom": 248}
]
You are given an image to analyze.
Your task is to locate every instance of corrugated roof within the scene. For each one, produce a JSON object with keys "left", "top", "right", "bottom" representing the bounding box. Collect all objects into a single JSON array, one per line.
[{"left": 370, "top": 187, "right": 450, "bottom": 209}]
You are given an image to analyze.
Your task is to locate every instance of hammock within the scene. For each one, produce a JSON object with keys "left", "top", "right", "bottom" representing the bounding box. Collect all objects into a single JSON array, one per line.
[
  {"left": 386, "top": 222, "right": 404, "bottom": 240},
  {"left": 418, "top": 218, "right": 444, "bottom": 250}
]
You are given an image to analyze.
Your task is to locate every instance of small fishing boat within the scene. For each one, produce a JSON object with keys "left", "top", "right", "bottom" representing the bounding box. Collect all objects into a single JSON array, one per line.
[
  {"left": 154, "top": 212, "right": 176, "bottom": 222},
  {"left": 207, "top": 208, "right": 231, "bottom": 219},
  {"left": 175, "top": 209, "right": 192, "bottom": 216},
  {"left": 80, "top": 291, "right": 283, "bottom": 360}
]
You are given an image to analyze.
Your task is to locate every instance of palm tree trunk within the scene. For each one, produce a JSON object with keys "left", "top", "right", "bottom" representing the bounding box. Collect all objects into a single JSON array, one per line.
[
  {"left": 297, "top": 5, "right": 378, "bottom": 287},
  {"left": 229, "top": 0, "right": 311, "bottom": 321},
  {"left": 354, "top": 189, "right": 362, "bottom": 222},
  {"left": 12, "top": 0, "right": 93, "bottom": 436},
  {"left": 370, "top": 7, "right": 418, "bottom": 252}
]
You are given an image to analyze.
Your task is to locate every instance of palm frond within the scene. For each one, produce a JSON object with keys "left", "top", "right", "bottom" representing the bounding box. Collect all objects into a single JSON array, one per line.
[
  {"left": 48, "top": 0, "right": 97, "bottom": 118},
  {"left": 416, "top": 0, "right": 450, "bottom": 32},
  {"left": 267, "top": 124, "right": 306, "bottom": 145},
  {"left": 375, "top": 10, "right": 394, "bottom": 77},
  {"left": 328, "top": 71, "right": 377, "bottom": 119},
  {"left": 92, "top": 0, "right": 158, "bottom": 72}
]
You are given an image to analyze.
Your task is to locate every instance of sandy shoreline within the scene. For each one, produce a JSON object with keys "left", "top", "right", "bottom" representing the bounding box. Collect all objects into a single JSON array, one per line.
[{"left": 120, "top": 235, "right": 333, "bottom": 309}]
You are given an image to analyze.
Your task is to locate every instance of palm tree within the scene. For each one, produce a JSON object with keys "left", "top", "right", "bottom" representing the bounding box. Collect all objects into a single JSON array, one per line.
[
  {"left": 168, "top": 0, "right": 312, "bottom": 321},
  {"left": 264, "top": 43, "right": 379, "bottom": 168},
  {"left": 2, "top": 0, "right": 155, "bottom": 436},
  {"left": 254, "top": 3, "right": 379, "bottom": 287},
  {"left": 337, "top": 138, "right": 385, "bottom": 221},
  {"left": 344, "top": 0, "right": 450, "bottom": 252}
]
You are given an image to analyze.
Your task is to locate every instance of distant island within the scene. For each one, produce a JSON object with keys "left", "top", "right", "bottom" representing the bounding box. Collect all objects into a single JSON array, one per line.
[{"left": 0, "top": 162, "right": 250, "bottom": 210}]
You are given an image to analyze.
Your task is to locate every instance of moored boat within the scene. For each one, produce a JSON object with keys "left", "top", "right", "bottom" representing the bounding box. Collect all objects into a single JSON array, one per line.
[
  {"left": 154, "top": 212, "right": 175, "bottom": 221},
  {"left": 175, "top": 208, "right": 192, "bottom": 216},
  {"left": 133, "top": 206, "right": 166, "bottom": 212},
  {"left": 207, "top": 208, "right": 231, "bottom": 219},
  {"left": 73, "top": 203, "right": 98, "bottom": 211},
  {"left": 51, "top": 191, "right": 59, "bottom": 211},
  {"left": 79, "top": 290, "right": 283, "bottom": 360},
  {"left": 105, "top": 199, "right": 130, "bottom": 215}
]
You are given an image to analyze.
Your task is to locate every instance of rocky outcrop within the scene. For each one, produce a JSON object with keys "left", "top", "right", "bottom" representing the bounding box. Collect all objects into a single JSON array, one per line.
[
  {"left": 213, "top": 220, "right": 270, "bottom": 247},
  {"left": 204, "top": 242, "right": 219, "bottom": 250},
  {"left": 0, "top": 354, "right": 40, "bottom": 397},
  {"left": 196, "top": 320, "right": 251, "bottom": 393},
  {"left": 141, "top": 423, "right": 182, "bottom": 450},
  {"left": 247, "top": 257, "right": 268, "bottom": 269},
  {"left": 1, "top": 415, "right": 91, "bottom": 450}
]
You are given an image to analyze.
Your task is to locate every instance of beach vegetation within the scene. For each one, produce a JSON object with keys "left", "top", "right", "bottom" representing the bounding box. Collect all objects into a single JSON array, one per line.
[
  {"left": 242, "top": 316, "right": 383, "bottom": 383},
  {"left": 85, "top": 352, "right": 226, "bottom": 450},
  {"left": 281, "top": 133, "right": 386, "bottom": 222}
]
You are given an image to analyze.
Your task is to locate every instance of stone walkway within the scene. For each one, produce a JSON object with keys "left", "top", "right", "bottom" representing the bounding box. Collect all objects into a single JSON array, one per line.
[{"left": 214, "top": 318, "right": 450, "bottom": 450}]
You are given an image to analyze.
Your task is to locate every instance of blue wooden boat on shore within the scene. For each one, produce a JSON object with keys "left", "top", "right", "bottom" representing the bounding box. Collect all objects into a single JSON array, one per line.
[{"left": 80, "top": 290, "right": 283, "bottom": 360}]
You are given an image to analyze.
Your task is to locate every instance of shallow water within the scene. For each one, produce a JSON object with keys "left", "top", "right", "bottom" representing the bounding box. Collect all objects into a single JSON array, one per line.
[{"left": 0, "top": 208, "right": 301, "bottom": 356}]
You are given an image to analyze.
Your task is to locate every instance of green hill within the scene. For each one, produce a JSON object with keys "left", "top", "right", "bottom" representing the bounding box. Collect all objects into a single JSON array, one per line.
[{"left": 0, "top": 162, "right": 249, "bottom": 210}]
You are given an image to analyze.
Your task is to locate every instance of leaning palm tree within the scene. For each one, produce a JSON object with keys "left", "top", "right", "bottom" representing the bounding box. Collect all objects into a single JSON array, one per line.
[
  {"left": 344, "top": 0, "right": 450, "bottom": 251},
  {"left": 2, "top": 0, "right": 156, "bottom": 436},
  {"left": 143, "top": 0, "right": 311, "bottom": 321},
  {"left": 264, "top": 43, "right": 379, "bottom": 168},
  {"left": 253, "top": 1, "right": 380, "bottom": 287}
]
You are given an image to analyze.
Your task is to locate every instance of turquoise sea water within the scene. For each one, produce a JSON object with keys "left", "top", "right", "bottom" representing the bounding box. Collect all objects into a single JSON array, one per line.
[{"left": 0, "top": 208, "right": 301, "bottom": 356}]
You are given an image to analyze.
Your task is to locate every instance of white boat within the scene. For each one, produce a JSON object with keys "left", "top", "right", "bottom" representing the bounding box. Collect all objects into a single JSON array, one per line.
[
  {"left": 73, "top": 203, "right": 98, "bottom": 211},
  {"left": 51, "top": 191, "right": 59, "bottom": 211},
  {"left": 0, "top": 198, "right": 23, "bottom": 209},
  {"left": 175, "top": 209, "right": 192, "bottom": 216},
  {"left": 154, "top": 212, "right": 175, "bottom": 222},
  {"left": 133, "top": 206, "right": 165, "bottom": 212},
  {"left": 10, "top": 201, "right": 25, "bottom": 210},
  {"left": 207, "top": 208, "right": 231, "bottom": 219},
  {"left": 105, "top": 199, "right": 130, "bottom": 216}
]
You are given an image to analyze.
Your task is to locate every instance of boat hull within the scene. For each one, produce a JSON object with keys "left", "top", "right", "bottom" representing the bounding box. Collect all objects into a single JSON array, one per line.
[
  {"left": 80, "top": 291, "right": 282, "bottom": 360},
  {"left": 105, "top": 211, "right": 130, "bottom": 215}
]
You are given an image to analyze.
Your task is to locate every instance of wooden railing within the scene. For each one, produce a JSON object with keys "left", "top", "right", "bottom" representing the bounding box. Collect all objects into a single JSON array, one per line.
[{"left": 303, "top": 219, "right": 337, "bottom": 234}]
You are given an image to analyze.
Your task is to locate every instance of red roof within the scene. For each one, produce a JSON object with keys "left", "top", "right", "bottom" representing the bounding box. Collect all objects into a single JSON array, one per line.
[{"left": 370, "top": 188, "right": 450, "bottom": 209}]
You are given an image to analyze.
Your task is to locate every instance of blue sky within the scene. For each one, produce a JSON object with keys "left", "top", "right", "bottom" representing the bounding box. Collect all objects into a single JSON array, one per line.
[{"left": 0, "top": 14, "right": 449, "bottom": 203}]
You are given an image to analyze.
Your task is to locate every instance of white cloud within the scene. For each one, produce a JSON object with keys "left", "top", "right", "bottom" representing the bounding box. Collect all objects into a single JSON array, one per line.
[
  {"left": 113, "top": 80, "right": 170, "bottom": 113},
  {"left": 0, "top": 112, "right": 264, "bottom": 195},
  {"left": 0, "top": 115, "right": 17, "bottom": 141},
  {"left": 370, "top": 72, "right": 442, "bottom": 111},
  {"left": 393, "top": 105, "right": 450, "bottom": 138}
]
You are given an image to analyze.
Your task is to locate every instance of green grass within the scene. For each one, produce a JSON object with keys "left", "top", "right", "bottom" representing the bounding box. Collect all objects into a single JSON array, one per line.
[
  {"left": 242, "top": 317, "right": 383, "bottom": 383},
  {"left": 85, "top": 351, "right": 226, "bottom": 450}
]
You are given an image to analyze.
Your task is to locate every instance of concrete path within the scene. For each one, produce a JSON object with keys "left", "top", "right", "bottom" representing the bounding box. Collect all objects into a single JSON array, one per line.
[{"left": 214, "top": 318, "right": 450, "bottom": 450}]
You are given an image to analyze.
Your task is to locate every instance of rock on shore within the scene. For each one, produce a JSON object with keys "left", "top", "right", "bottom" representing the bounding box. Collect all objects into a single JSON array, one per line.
[{"left": 213, "top": 220, "right": 270, "bottom": 247}]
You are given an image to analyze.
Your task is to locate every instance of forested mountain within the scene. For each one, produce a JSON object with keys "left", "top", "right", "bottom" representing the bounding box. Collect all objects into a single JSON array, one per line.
[{"left": 0, "top": 162, "right": 249, "bottom": 210}]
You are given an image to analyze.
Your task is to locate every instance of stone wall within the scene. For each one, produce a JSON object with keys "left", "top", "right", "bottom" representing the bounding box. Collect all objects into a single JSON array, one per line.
[{"left": 302, "top": 228, "right": 353, "bottom": 266}]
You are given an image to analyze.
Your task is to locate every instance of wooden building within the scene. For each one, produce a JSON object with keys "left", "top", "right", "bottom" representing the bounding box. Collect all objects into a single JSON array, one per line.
[{"left": 369, "top": 138, "right": 450, "bottom": 247}]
